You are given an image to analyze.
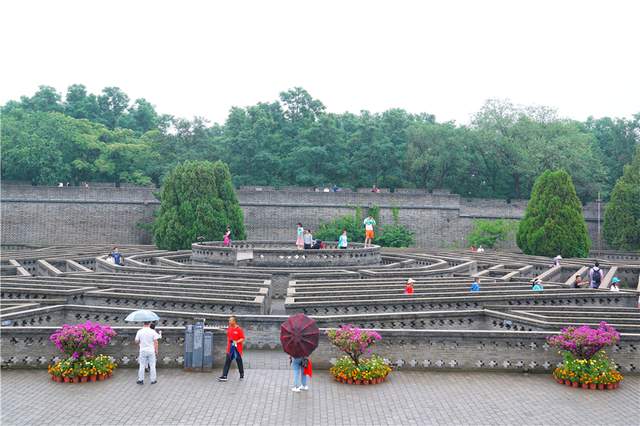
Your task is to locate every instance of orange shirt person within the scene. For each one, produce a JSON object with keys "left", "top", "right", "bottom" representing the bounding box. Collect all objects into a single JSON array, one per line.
[{"left": 218, "top": 316, "right": 245, "bottom": 381}]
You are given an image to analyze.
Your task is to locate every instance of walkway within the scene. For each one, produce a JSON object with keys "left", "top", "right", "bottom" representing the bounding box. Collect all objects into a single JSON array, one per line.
[{"left": 1, "top": 369, "right": 637, "bottom": 425}]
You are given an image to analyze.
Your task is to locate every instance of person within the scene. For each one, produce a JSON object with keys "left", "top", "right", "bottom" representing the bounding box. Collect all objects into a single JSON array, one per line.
[
  {"left": 476, "top": 245, "right": 485, "bottom": 253},
  {"left": 371, "top": 185, "right": 380, "bottom": 193},
  {"left": 105, "top": 254, "right": 115, "bottom": 265},
  {"left": 470, "top": 245, "right": 477, "bottom": 252},
  {"left": 110, "top": 247, "right": 123, "bottom": 266},
  {"left": 58, "top": 182, "right": 64, "bottom": 187},
  {"left": 571, "top": 275, "right": 583, "bottom": 289},
  {"left": 589, "top": 262, "right": 604, "bottom": 288},
  {"left": 303, "top": 229, "right": 313, "bottom": 250},
  {"left": 332, "top": 184, "right": 339, "bottom": 193},
  {"left": 531, "top": 279, "right": 544, "bottom": 291},
  {"left": 610, "top": 277, "right": 621, "bottom": 292},
  {"left": 145, "top": 323, "right": 161, "bottom": 373},
  {"left": 553, "top": 255, "right": 563, "bottom": 267},
  {"left": 84, "top": 182, "right": 89, "bottom": 188},
  {"left": 296, "top": 223, "right": 304, "bottom": 249},
  {"left": 290, "top": 356, "right": 311, "bottom": 392},
  {"left": 323, "top": 187, "right": 330, "bottom": 193},
  {"left": 363, "top": 215, "right": 376, "bottom": 248},
  {"left": 135, "top": 321, "right": 161, "bottom": 385},
  {"left": 337, "top": 229, "right": 348, "bottom": 249},
  {"left": 223, "top": 226, "right": 231, "bottom": 247},
  {"left": 470, "top": 279, "right": 480, "bottom": 292},
  {"left": 404, "top": 278, "right": 415, "bottom": 295},
  {"left": 310, "top": 231, "right": 322, "bottom": 249},
  {"left": 218, "top": 316, "right": 245, "bottom": 381}
]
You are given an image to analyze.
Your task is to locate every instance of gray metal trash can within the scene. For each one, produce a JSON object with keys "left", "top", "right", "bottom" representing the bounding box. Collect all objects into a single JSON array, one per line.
[{"left": 184, "top": 319, "right": 213, "bottom": 371}]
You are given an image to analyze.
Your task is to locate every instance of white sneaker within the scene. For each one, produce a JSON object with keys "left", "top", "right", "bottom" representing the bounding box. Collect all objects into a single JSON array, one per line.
[
  {"left": 300, "top": 385, "right": 309, "bottom": 391},
  {"left": 291, "top": 387, "right": 301, "bottom": 392}
]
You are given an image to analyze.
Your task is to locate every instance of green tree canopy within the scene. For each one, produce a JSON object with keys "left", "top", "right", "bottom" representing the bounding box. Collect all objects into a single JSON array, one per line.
[
  {"left": 2, "top": 85, "right": 638, "bottom": 202},
  {"left": 603, "top": 146, "right": 640, "bottom": 250},
  {"left": 516, "top": 170, "right": 591, "bottom": 257},
  {"left": 153, "top": 160, "right": 246, "bottom": 250}
]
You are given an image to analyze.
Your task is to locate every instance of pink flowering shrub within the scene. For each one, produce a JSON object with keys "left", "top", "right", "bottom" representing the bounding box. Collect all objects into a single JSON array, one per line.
[
  {"left": 547, "top": 321, "right": 620, "bottom": 360},
  {"left": 49, "top": 321, "right": 117, "bottom": 359},
  {"left": 326, "top": 324, "right": 382, "bottom": 366}
]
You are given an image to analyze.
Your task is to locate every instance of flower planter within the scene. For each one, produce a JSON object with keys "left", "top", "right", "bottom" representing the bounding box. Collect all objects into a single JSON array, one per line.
[
  {"left": 98, "top": 374, "right": 107, "bottom": 381},
  {"left": 597, "top": 384, "right": 605, "bottom": 390},
  {"left": 80, "top": 376, "right": 88, "bottom": 383},
  {"left": 90, "top": 375, "right": 97, "bottom": 382},
  {"left": 571, "top": 382, "right": 578, "bottom": 388},
  {"left": 63, "top": 376, "right": 70, "bottom": 383},
  {"left": 333, "top": 374, "right": 387, "bottom": 385},
  {"left": 72, "top": 377, "right": 80, "bottom": 384},
  {"left": 581, "top": 383, "right": 589, "bottom": 389},
  {"left": 589, "top": 384, "right": 596, "bottom": 390},
  {"left": 606, "top": 384, "right": 614, "bottom": 390}
]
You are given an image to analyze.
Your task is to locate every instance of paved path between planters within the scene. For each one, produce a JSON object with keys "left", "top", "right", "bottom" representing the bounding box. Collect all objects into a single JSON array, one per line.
[{"left": 1, "top": 369, "right": 637, "bottom": 425}]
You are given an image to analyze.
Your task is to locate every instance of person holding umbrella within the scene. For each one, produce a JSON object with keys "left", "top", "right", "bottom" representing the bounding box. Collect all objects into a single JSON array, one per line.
[
  {"left": 126, "top": 310, "right": 161, "bottom": 385},
  {"left": 218, "top": 316, "right": 245, "bottom": 381},
  {"left": 280, "top": 313, "right": 319, "bottom": 392}
]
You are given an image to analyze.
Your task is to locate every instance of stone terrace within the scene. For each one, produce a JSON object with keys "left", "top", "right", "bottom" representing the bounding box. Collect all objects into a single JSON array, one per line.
[{"left": 1, "top": 244, "right": 639, "bottom": 374}]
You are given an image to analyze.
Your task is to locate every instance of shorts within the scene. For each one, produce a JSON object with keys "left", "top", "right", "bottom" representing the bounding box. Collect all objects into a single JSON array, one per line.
[{"left": 365, "top": 230, "right": 374, "bottom": 239}]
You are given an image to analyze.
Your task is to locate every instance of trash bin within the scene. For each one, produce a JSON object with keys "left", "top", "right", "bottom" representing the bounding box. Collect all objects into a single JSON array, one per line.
[{"left": 184, "top": 319, "right": 213, "bottom": 371}]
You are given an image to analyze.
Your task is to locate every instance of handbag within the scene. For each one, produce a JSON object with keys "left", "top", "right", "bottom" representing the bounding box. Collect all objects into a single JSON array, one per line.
[{"left": 229, "top": 342, "right": 239, "bottom": 360}]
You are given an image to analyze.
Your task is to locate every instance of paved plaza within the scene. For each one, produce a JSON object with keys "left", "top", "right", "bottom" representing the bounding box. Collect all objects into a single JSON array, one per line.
[{"left": 1, "top": 369, "right": 637, "bottom": 425}]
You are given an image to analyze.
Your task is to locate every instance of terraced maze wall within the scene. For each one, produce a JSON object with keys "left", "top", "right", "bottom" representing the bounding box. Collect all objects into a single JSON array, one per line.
[{"left": 1, "top": 244, "right": 639, "bottom": 373}]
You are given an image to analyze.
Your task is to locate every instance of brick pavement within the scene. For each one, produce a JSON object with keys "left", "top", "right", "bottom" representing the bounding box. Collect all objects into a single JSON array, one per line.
[{"left": 1, "top": 369, "right": 637, "bottom": 425}]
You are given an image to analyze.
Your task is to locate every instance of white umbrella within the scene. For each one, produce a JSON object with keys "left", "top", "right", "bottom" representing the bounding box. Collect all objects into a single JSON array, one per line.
[{"left": 125, "top": 310, "right": 160, "bottom": 322}]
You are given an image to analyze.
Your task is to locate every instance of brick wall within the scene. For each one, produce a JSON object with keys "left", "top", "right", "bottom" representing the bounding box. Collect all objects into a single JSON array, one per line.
[{"left": 1, "top": 185, "right": 605, "bottom": 248}]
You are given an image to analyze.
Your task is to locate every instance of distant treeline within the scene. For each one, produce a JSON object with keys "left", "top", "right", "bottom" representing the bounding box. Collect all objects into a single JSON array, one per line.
[{"left": 2, "top": 85, "right": 638, "bottom": 202}]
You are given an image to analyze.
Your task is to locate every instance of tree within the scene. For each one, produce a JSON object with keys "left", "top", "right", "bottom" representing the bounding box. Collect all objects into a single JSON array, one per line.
[
  {"left": 603, "top": 146, "right": 640, "bottom": 250},
  {"left": 583, "top": 115, "right": 640, "bottom": 195},
  {"left": 467, "top": 219, "right": 518, "bottom": 248},
  {"left": 97, "top": 87, "right": 130, "bottom": 129},
  {"left": 517, "top": 170, "right": 591, "bottom": 257},
  {"left": 153, "top": 161, "right": 245, "bottom": 250},
  {"left": 20, "top": 85, "right": 63, "bottom": 113},
  {"left": 212, "top": 161, "right": 246, "bottom": 240},
  {"left": 119, "top": 98, "right": 159, "bottom": 133},
  {"left": 64, "top": 84, "right": 99, "bottom": 120}
]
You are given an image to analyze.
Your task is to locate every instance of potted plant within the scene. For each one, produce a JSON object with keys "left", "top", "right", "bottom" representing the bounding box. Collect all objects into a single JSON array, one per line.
[
  {"left": 548, "top": 322, "right": 623, "bottom": 390},
  {"left": 327, "top": 325, "right": 391, "bottom": 385},
  {"left": 47, "top": 321, "right": 117, "bottom": 384}
]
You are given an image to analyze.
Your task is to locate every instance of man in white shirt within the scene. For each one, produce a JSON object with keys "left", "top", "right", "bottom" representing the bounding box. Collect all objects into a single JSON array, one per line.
[{"left": 135, "top": 322, "right": 161, "bottom": 385}]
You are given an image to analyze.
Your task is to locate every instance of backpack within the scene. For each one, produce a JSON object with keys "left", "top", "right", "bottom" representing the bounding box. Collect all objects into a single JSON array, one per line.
[{"left": 592, "top": 268, "right": 601, "bottom": 284}]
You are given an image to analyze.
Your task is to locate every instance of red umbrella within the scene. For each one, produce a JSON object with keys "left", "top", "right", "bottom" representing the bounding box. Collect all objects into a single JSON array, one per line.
[{"left": 280, "top": 313, "right": 319, "bottom": 358}]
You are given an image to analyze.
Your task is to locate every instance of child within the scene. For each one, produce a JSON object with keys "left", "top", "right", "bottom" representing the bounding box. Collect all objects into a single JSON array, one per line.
[
  {"left": 338, "top": 229, "right": 348, "bottom": 249},
  {"left": 404, "top": 278, "right": 415, "bottom": 295},
  {"left": 571, "top": 275, "right": 583, "bottom": 288},
  {"left": 470, "top": 279, "right": 480, "bottom": 292},
  {"left": 531, "top": 279, "right": 544, "bottom": 291},
  {"left": 223, "top": 226, "right": 231, "bottom": 247},
  {"left": 610, "top": 277, "right": 621, "bottom": 292},
  {"left": 296, "top": 223, "right": 304, "bottom": 249}
]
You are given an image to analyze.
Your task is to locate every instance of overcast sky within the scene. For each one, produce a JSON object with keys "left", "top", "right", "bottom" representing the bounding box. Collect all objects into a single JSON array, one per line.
[{"left": 2, "top": 0, "right": 639, "bottom": 125}]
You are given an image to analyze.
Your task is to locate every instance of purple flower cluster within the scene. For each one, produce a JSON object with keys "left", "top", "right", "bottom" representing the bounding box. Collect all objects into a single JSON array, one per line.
[
  {"left": 326, "top": 324, "right": 382, "bottom": 365},
  {"left": 547, "top": 321, "right": 620, "bottom": 360},
  {"left": 49, "top": 321, "right": 117, "bottom": 359}
]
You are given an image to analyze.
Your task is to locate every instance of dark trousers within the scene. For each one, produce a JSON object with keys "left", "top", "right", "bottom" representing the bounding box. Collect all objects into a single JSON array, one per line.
[{"left": 222, "top": 353, "right": 244, "bottom": 377}]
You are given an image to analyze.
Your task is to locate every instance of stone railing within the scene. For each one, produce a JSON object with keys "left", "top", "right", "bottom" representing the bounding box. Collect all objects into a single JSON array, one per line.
[
  {"left": 192, "top": 240, "right": 382, "bottom": 267},
  {"left": 2, "top": 325, "right": 638, "bottom": 374}
]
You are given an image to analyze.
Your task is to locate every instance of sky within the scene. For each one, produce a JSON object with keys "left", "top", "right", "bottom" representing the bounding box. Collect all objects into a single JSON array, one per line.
[{"left": 2, "top": 0, "right": 639, "bottom": 125}]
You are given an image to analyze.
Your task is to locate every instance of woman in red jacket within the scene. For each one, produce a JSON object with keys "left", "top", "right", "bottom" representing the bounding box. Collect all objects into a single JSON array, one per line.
[{"left": 218, "top": 316, "right": 245, "bottom": 381}]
